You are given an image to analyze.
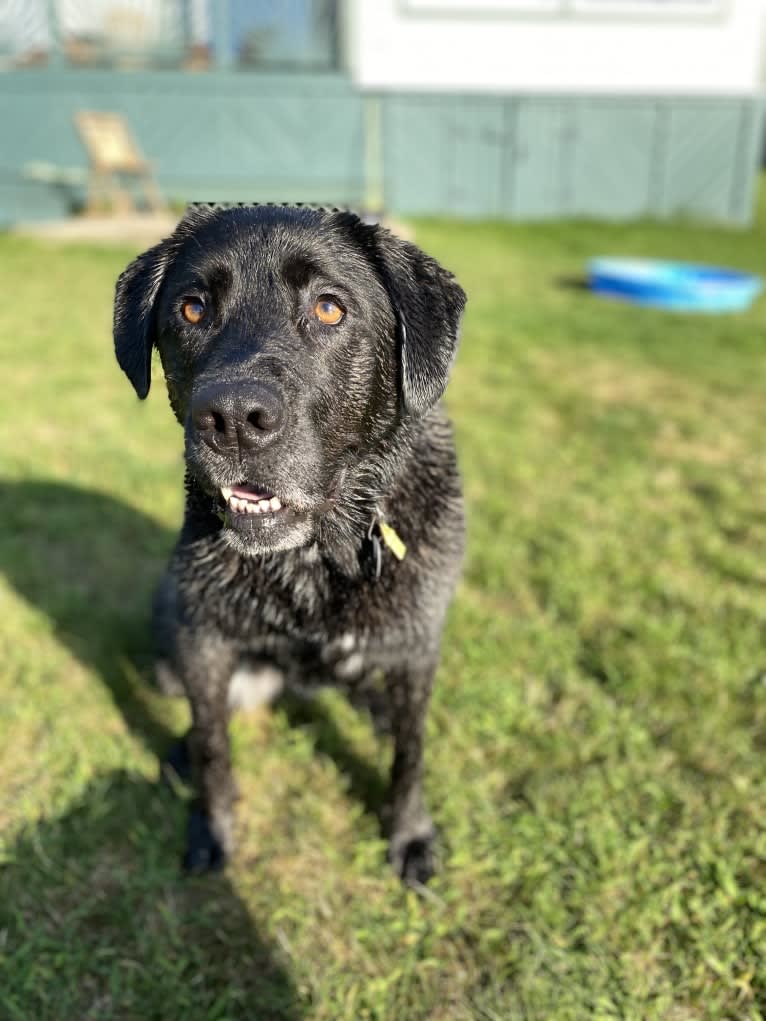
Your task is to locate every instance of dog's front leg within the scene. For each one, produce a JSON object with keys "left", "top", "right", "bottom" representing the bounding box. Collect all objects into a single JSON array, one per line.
[
  {"left": 175, "top": 626, "right": 238, "bottom": 874},
  {"left": 385, "top": 663, "right": 438, "bottom": 886}
]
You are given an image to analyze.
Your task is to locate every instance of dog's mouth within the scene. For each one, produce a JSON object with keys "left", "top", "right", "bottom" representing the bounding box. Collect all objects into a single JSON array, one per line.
[
  {"left": 213, "top": 478, "right": 317, "bottom": 555},
  {"left": 220, "top": 484, "right": 285, "bottom": 517}
]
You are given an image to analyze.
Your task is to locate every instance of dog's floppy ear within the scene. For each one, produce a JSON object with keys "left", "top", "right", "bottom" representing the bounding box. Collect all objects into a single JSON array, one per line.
[
  {"left": 374, "top": 228, "right": 467, "bottom": 417},
  {"left": 113, "top": 240, "right": 171, "bottom": 399}
]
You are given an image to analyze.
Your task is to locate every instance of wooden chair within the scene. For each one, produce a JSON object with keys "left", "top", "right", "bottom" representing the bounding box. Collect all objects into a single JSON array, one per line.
[{"left": 75, "top": 111, "right": 166, "bottom": 215}]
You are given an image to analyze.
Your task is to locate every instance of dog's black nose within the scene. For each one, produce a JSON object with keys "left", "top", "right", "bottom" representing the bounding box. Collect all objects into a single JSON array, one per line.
[{"left": 191, "top": 382, "right": 285, "bottom": 454}]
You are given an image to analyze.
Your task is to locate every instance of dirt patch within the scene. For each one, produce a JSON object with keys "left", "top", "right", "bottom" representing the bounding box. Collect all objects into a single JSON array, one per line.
[{"left": 12, "top": 213, "right": 180, "bottom": 245}]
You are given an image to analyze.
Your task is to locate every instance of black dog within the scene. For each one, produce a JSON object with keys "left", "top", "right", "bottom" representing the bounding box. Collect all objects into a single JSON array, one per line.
[{"left": 113, "top": 204, "right": 466, "bottom": 884}]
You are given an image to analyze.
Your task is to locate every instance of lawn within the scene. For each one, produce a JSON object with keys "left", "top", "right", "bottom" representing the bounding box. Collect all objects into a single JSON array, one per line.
[{"left": 1, "top": 193, "right": 766, "bottom": 1021}]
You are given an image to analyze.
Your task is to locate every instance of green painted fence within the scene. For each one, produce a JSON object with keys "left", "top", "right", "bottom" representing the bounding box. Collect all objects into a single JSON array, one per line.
[
  {"left": 383, "top": 94, "right": 764, "bottom": 225},
  {"left": 0, "top": 71, "right": 762, "bottom": 226},
  {"left": 0, "top": 70, "right": 366, "bottom": 224}
]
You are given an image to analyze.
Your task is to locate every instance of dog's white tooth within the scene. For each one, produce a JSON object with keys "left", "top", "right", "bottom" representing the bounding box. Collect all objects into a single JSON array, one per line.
[
  {"left": 259, "top": 499, "right": 271, "bottom": 512},
  {"left": 230, "top": 497, "right": 245, "bottom": 513},
  {"left": 221, "top": 487, "right": 233, "bottom": 502},
  {"left": 246, "top": 501, "right": 259, "bottom": 514},
  {"left": 270, "top": 497, "right": 281, "bottom": 511}
]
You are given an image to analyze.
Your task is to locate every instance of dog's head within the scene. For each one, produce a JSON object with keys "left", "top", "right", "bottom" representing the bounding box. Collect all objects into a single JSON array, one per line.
[{"left": 113, "top": 204, "right": 465, "bottom": 558}]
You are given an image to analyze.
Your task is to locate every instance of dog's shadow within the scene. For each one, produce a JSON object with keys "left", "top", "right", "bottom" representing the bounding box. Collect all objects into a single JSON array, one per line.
[
  {"left": 0, "top": 478, "right": 178, "bottom": 755},
  {"left": 0, "top": 770, "right": 301, "bottom": 1018},
  {"left": 0, "top": 479, "right": 386, "bottom": 1021},
  {"left": 0, "top": 478, "right": 305, "bottom": 1015}
]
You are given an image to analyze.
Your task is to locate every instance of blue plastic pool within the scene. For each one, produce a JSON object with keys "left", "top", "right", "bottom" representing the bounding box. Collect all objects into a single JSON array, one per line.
[{"left": 587, "top": 257, "right": 762, "bottom": 313}]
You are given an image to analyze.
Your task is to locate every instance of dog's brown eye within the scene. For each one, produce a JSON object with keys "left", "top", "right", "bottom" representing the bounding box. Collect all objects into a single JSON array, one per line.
[
  {"left": 182, "top": 299, "right": 205, "bottom": 325},
  {"left": 313, "top": 297, "right": 344, "bottom": 326}
]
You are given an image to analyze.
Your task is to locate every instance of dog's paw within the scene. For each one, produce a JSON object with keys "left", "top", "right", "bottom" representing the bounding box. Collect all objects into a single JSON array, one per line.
[
  {"left": 183, "top": 806, "right": 228, "bottom": 875},
  {"left": 388, "top": 825, "right": 437, "bottom": 886}
]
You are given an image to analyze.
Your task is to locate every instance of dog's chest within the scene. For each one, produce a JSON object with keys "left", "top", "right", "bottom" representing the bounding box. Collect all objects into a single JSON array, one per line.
[
  {"left": 243, "top": 589, "right": 373, "bottom": 689},
  {"left": 266, "top": 629, "right": 369, "bottom": 691},
  {"left": 175, "top": 539, "right": 380, "bottom": 683}
]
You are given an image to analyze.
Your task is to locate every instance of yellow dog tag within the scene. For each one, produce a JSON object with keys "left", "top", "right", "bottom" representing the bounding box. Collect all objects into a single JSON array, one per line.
[{"left": 378, "top": 520, "right": 407, "bottom": 561}]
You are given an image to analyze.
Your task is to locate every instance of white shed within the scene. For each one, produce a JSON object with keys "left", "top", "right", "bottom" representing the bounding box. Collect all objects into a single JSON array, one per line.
[
  {"left": 343, "top": 0, "right": 766, "bottom": 222},
  {"left": 347, "top": 0, "right": 766, "bottom": 96}
]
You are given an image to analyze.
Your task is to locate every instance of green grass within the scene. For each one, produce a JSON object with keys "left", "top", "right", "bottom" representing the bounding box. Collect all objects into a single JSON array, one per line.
[{"left": 2, "top": 192, "right": 766, "bottom": 1021}]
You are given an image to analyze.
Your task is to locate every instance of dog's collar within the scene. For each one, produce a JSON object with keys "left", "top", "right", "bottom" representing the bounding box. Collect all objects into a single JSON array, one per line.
[{"left": 361, "top": 516, "right": 407, "bottom": 581}]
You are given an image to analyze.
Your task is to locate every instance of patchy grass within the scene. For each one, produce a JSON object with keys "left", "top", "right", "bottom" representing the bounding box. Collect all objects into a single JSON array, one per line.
[{"left": 2, "top": 191, "right": 766, "bottom": 1020}]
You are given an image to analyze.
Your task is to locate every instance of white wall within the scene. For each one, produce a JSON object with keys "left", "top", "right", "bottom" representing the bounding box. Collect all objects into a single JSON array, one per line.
[{"left": 347, "top": 0, "right": 766, "bottom": 94}]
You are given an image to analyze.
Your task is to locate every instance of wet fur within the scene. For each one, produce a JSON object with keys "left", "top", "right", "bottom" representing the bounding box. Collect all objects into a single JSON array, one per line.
[{"left": 113, "top": 205, "right": 466, "bottom": 883}]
